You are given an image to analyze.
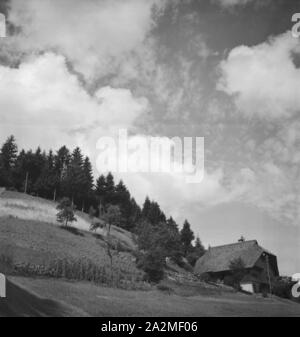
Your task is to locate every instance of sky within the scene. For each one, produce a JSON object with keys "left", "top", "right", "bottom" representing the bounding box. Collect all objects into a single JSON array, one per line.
[{"left": 0, "top": 0, "right": 299, "bottom": 275}]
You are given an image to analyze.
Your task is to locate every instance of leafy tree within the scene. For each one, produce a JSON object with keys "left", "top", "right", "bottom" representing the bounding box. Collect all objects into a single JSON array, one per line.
[
  {"left": 180, "top": 220, "right": 195, "bottom": 256},
  {"left": 137, "top": 248, "right": 165, "bottom": 283},
  {"left": 136, "top": 219, "right": 155, "bottom": 251},
  {"left": 103, "top": 204, "right": 122, "bottom": 233},
  {"left": 56, "top": 197, "right": 77, "bottom": 227},
  {"left": 228, "top": 257, "right": 246, "bottom": 289},
  {"left": 156, "top": 223, "right": 183, "bottom": 263},
  {"left": 136, "top": 220, "right": 183, "bottom": 281}
]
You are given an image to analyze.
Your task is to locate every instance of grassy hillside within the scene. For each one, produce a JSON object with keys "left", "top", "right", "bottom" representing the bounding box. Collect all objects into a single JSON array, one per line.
[
  {"left": 0, "top": 191, "right": 143, "bottom": 287},
  {"left": 0, "top": 190, "right": 136, "bottom": 251},
  {"left": 1, "top": 190, "right": 299, "bottom": 317}
]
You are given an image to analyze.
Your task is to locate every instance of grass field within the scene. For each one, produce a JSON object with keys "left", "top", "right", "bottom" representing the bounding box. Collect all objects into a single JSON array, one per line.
[
  {"left": 0, "top": 190, "right": 299, "bottom": 317},
  {"left": 0, "top": 191, "right": 143, "bottom": 287},
  {"left": 0, "top": 191, "right": 136, "bottom": 251},
  {"left": 5, "top": 276, "right": 300, "bottom": 317},
  {"left": 0, "top": 216, "right": 143, "bottom": 286}
]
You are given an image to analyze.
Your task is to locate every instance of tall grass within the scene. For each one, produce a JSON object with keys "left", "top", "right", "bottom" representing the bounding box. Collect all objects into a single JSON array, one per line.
[{"left": 0, "top": 253, "right": 144, "bottom": 289}]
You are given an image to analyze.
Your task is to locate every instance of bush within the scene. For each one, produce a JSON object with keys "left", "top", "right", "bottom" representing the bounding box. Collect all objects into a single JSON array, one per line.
[
  {"left": 56, "top": 197, "right": 77, "bottom": 226},
  {"left": 156, "top": 283, "right": 174, "bottom": 294},
  {"left": 0, "top": 254, "right": 15, "bottom": 274},
  {"left": 199, "top": 272, "right": 213, "bottom": 283},
  {"left": 228, "top": 257, "right": 246, "bottom": 289},
  {"left": 137, "top": 249, "right": 165, "bottom": 283},
  {"left": 186, "top": 251, "right": 200, "bottom": 267},
  {"left": 272, "top": 278, "right": 298, "bottom": 300},
  {"left": 135, "top": 220, "right": 183, "bottom": 281}
]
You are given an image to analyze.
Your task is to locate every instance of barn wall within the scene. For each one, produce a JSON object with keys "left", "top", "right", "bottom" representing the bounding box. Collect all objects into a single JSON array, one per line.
[{"left": 255, "top": 255, "right": 277, "bottom": 281}]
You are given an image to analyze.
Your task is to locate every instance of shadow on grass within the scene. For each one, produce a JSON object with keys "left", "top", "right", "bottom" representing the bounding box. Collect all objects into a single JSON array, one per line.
[
  {"left": 93, "top": 233, "right": 105, "bottom": 240},
  {"left": 0, "top": 279, "right": 71, "bottom": 317},
  {"left": 59, "top": 226, "right": 84, "bottom": 237}
]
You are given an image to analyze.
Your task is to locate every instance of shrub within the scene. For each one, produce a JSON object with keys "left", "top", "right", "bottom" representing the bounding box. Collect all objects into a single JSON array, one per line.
[
  {"left": 229, "top": 257, "right": 246, "bottom": 289},
  {"left": 0, "top": 254, "right": 14, "bottom": 274},
  {"left": 156, "top": 283, "right": 174, "bottom": 294},
  {"left": 56, "top": 197, "right": 77, "bottom": 226},
  {"left": 137, "top": 249, "right": 165, "bottom": 283},
  {"left": 272, "top": 278, "right": 299, "bottom": 300},
  {"left": 199, "top": 272, "right": 213, "bottom": 283}
]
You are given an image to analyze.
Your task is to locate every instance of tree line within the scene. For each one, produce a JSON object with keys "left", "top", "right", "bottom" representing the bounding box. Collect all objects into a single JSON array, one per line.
[{"left": 0, "top": 135, "right": 206, "bottom": 281}]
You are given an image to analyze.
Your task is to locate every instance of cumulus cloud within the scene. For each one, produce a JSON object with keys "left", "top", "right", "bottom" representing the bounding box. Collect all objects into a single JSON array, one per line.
[
  {"left": 0, "top": 52, "right": 148, "bottom": 151},
  {"left": 113, "top": 164, "right": 258, "bottom": 223},
  {"left": 7, "top": 0, "right": 165, "bottom": 80},
  {"left": 218, "top": 32, "right": 300, "bottom": 119}
]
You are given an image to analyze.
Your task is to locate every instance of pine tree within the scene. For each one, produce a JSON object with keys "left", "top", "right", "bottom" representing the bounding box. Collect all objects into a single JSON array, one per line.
[
  {"left": 72, "top": 147, "right": 84, "bottom": 166},
  {"left": 0, "top": 135, "right": 18, "bottom": 187},
  {"left": 34, "top": 150, "right": 58, "bottom": 199},
  {"left": 129, "top": 197, "right": 142, "bottom": 229},
  {"left": 167, "top": 216, "right": 179, "bottom": 232},
  {"left": 83, "top": 157, "right": 94, "bottom": 192},
  {"left": 62, "top": 147, "right": 85, "bottom": 204},
  {"left": 114, "top": 180, "right": 132, "bottom": 228},
  {"left": 104, "top": 172, "right": 115, "bottom": 204},
  {"left": 143, "top": 199, "right": 166, "bottom": 225},
  {"left": 142, "top": 196, "right": 151, "bottom": 219},
  {"left": 54, "top": 146, "right": 71, "bottom": 182},
  {"left": 195, "top": 236, "right": 205, "bottom": 257},
  {"left": 96, "top": 175, "right": 106, "bottom": 197},
  {"left": 0, "top": 135, "right": 18, "bottom": 170},
  {"left": 81, "top": 156, "right": 94, "bottom": 211},
  {"left": 180, "top": 220, "right": 195, "bottom": 256},
  {"left": 12, "top": 149, "right": 27, "bottom": 190},
  {"left": 31, "top": 147, "right": 47, "bottom": 192}
]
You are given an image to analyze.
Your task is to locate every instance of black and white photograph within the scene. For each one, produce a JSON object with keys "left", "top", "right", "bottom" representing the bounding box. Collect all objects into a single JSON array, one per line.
[{"left": 0, "top": 0, "right": 300, "bottom": 320}]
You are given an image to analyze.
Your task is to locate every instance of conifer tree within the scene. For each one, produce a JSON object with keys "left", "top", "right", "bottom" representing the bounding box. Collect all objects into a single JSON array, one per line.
[
  {"left": 180, "top": 220, "right": 195, "bottom": 256},
  {"left": 0, "top": 135, "right": 18, "bottom": 187}
]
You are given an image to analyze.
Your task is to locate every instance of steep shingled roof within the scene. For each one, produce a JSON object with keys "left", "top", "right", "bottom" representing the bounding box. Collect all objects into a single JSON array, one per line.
[{"left": 194, "top": 240, "right": 278, "bottom": 275}]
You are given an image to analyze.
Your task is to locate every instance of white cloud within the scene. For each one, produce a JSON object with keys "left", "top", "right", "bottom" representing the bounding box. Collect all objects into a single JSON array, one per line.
[
  {"left": 213, "top": 0, "right": 254, "bottom": 7},
  {"left": 218, "top": 32, "right": 300, "bottom": 119},
  {"left": 0, "top": 53, "right": 148, "bottom": 152},
  {"left": 8, "top": 0, "right": 165, "bottom": 80},
  {"left": 116, "top": 165, "right": 256, "bottom": 222}
]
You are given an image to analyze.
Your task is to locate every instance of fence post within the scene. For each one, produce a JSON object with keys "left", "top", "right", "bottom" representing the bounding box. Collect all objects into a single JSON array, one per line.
[{"left": 0, "top": 273, "right": 6, "bottom": 298}]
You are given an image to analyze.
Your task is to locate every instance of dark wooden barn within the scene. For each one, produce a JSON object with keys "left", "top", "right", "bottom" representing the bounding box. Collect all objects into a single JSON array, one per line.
[{"left": 194, "top": 240, "right": 279, "bottom": 293}]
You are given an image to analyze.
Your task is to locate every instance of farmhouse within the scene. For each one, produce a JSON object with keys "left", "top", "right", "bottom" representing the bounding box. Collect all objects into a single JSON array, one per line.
[{"left": 194, "top": 240, "right": 279, "bottom": 293}]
